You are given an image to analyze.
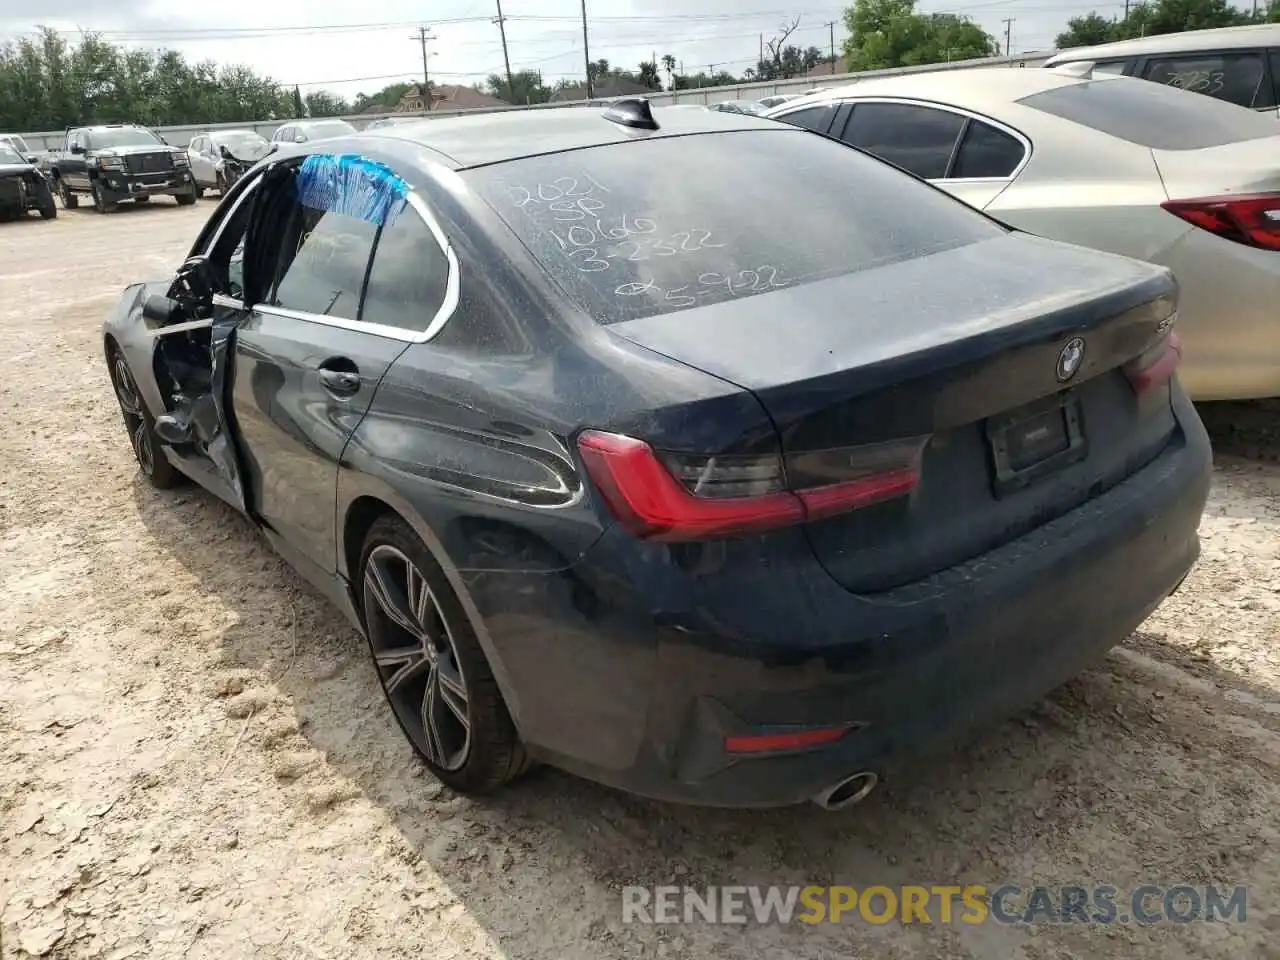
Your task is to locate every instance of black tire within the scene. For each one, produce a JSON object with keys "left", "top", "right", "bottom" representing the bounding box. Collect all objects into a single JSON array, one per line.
[
  {"left": 107, "top": 345, "right": 182, "bottom": 489},
  {"left": 359, "top": 516, "right": 531, "bottom": 794},
  {"left": 56, "top": 177, "right": 78, "bottom": 209},
  {"left": 134, "top": 196, "right": 151, "bottom": 203},
  {"left": 35, "top": 181, "right": 57, "bottom": 219},
  {"left": 91, "top": 181, "right": 117, "bottom": 214},
  {"left": 175, "top": 185, "right": 198, "bottom": 206}
]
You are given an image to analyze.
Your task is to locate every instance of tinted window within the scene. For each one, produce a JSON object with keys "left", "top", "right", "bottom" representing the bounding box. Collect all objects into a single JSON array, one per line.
[
  {"left": 1143, "top": 52, "right": 1271, "bottom": 109},
  {"left": 777, "top": 104, "right": 835, "bottom": 133},
  {"left": 951, "top": 120, "right": 1024, "bottom": 178},
  {"left": 840, "top": 103, "right": 965, "bottom": 179},
  {"left": 361, "top": 208, "right": 451, "bottom": 332},
  {"left": 0, "top": 143, "right": 23, "bottom": 164},
  {"left": 1018, "top": 77, "right": 1280, "bottom": 149},
  {"left": 270, "top": 209, "right": 377, "bottom": 320},
  {"left": 467, "top": 129, "right": 1004, "bottom": 325}
]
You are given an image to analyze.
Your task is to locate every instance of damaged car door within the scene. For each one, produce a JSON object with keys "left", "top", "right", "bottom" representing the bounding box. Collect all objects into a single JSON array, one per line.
[{"left": 223, "top": 157, "right": 413, "bottom": 585}]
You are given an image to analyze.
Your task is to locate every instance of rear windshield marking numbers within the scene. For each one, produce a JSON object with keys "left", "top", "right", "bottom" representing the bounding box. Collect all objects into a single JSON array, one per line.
[
  {"left": 506, "top": 175, "right": 610, "bottom": 208},
  {"left": 1161, "top": 69, "right": 1225, "bottom": 95},
  {"left": 614, "top": 267, "right": 790, "bottom": 302}
]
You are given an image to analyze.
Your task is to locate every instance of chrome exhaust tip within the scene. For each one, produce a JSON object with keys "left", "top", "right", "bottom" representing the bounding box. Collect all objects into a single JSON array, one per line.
[{"left": 812, "top": 771, "right": 878, "bottom": 811}]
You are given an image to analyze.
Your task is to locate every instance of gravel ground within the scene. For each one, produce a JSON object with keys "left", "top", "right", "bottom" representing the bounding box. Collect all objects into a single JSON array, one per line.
[{"left": 2, "top": 203, "right": 1279, "bottom": 960}]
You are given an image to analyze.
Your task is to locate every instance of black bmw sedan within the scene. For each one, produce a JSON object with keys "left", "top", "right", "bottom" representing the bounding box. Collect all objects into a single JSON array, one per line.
[{"left": 103, "top": 99, "right": 1210, "bottom": 810}]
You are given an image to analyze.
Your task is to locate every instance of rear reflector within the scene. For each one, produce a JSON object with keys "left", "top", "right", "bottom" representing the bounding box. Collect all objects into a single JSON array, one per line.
[
  {"left": 577, "top": 430, "right": 926, "bottom": 542},
  {"left": 1161, "top": 192, "right": 1280, "bottom": 251},
  {"left": 724, "top": 723, "right": 855, "bottom": 755},
  {"left": 1123, "top": 329, "right": 1182, "bottom": 394}
]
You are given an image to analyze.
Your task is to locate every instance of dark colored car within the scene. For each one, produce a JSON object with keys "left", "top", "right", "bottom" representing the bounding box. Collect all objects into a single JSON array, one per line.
[
  {"left": 0, "top": 142, "right": 57, "bottom": 221},
  {"left": 103, "top": 99, "right": 1210, "bottom": 810},
  {"left": 51, "top": 124, "right": 198, "bottom": 212}
]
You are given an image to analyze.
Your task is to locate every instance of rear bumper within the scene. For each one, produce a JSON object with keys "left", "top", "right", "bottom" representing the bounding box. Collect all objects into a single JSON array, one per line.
[{"left": 479, "top": 390, "right": 1211, "bottom": 808}]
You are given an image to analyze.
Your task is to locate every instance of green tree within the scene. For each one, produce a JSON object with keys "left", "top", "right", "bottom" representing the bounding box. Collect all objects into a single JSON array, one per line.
[
  {"left": 484, "top": 69, "right": 550, "bottom": 104},
  {"left": 304, "top": 90, "right": 349, "bottom": 117},
  {"left": 1056, "top": 0, "right": 1255, "bottom": 47},
  {"left": 842, "top": 0, "right": 998, "bottom": 70},
  {"left": 0, "top": 26, "right": 292, "bottom": 130}
]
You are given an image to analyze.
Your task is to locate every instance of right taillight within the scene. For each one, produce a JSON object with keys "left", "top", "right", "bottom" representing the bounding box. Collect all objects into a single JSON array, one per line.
[
  {"left": 576, "top": 430, "right": 927, "bottom": 542},
  {"left": 1161, "top": 192, "right": 1280, "bottom": 251},
  {"left": 1123, "top": 329, "right": 1182, "bottom": 394}
]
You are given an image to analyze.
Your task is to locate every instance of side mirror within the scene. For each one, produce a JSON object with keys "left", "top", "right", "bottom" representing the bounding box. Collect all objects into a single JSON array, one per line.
[
  {"left": 170, "top": 255, "right": 218, "bottom": 309},
  {"left": 268, "top": 143, "right": 279, "bottom": 154},
  {"left": 293, "top": 134, "right": 306, "bottom": 143},
  {"left": 69, "top": 144, "right": 85, "bottom": 155},
  {"left": 24, "top": 155, "right": 37, "bottom": 164},
  {"left": 142, "top": 293, "right": 182, "bottom": 325}
]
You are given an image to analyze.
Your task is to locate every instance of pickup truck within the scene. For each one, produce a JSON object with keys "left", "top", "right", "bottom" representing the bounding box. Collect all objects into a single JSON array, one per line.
[{"left": 49, "top": 124, "right": 199, "bottom": 213}]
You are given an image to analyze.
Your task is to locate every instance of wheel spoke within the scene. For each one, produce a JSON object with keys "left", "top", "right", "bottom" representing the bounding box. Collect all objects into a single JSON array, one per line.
[
  {"left": 376, "top": 645, "right": 433, "bottom": 695},
  {"left": 132, "top": 420, "right": 153, "bottom": 473},
  {"left": 436, "top": 663, "right": 469, "bottom": 728},
  {"left": 114, "top": 361, "right": 142, "bottom": 416},
  {"left": 364, "top": 559, "right": 422, "bottom": 639},
  {"left": 420, "top": 666, "right": 448, "bottom": 764},
  {"left": 406, "top": 563, "right": 433, "bottom": 632}
]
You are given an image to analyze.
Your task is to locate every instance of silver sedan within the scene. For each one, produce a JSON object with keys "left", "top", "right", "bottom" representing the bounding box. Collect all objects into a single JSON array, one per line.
[{"left": 765, "top": 69, "right": 1280, "bottom": 401}]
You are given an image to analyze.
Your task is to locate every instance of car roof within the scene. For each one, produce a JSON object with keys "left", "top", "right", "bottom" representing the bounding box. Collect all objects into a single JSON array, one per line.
[
  {"left": 775, "top": 67, "right": 1099, "bottom": 114},
  {"left": 359, "top": 103, "right": 784, "bottom": 169},
  {"left": 1044, "top": 22, "right": 1280, "bottom": 64}
]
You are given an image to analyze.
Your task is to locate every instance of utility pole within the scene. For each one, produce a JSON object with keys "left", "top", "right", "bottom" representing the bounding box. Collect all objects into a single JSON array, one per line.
[
  {"left": 826, "top": 21, "right": 836, "bottom": 73},
  {"left": 1001, "top": 18, "right": 1014, "bottom": 58},
  {"left": 1123, "top": 0, "right": 1130, "bottom": 19},
  {"left": 494, "top": 1, "right": 515, "bottom": 103},
  {"left": 759, "top": 33, "right": 764, "bottom": 67},
  {"left": 411, "top": 26, "right": 437, "bottom": 109},
  {"left": 580, "top": 0, "right": 594, "bottom": 99}
]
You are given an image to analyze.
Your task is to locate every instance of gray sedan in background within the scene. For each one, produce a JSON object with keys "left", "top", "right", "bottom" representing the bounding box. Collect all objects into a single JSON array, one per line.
[{"left": 766, "top": 69, "right": 1280, "bottom": 401}]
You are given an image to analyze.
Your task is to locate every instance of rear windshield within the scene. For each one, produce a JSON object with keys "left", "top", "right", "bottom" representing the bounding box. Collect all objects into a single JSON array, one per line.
[
  {"left": 2, "top": 135, "right": 30, "bottom": 153},
  {"left": 1018, "top": 77, "right": 1280, "bottom": 150},
  {"left": 467, "top": 129, "right": 1005, "bottom": 324}
]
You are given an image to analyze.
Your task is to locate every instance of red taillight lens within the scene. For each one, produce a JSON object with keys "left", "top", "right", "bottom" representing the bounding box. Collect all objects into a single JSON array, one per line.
[
  {"left": 1161, "top": 193, "right": 1280, "bottom": 251},
  {"left": 576, "top": 430, "right": 925, "bottom": 542},
  {"left": 724, "top": 723, "right": 855, "bottom": 755},
  {"left": 1123, "top": 329, "right": 1182, "bottom": 394}
]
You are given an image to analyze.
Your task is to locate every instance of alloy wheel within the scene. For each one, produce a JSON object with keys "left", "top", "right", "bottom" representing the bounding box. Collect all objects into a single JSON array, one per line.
[
  {"left": 111, "top": 352, "right": 154, "bottom": 476},
  {"left": 363, "top": 544, "right": 471, "bottom": 771}
]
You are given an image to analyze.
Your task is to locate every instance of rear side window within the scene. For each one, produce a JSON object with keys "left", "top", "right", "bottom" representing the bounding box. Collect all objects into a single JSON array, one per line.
[
  {"left": 1018, "top": 77, "right": 1280, "bottom": 149},
  {"left": 1092, "top": 60, "right": 1129, "bottom": 75},
  {"left": 467, "top": 129, "right": 1004, "bottom": 325},
  {"left": 361, "top": 208, "right": 451, "bottom": 332},
  {"left": 839, "top": 103, "right": 966, "bottom": 179},
  {"left": 951, "top": 120, "right": 1025, "bottom": 178},
  {"left": 775, "top": 104, "right": 836, "bottom": 133},
  {"left": 1142, "top": 52, "right": 1272, "bottom": 109},
  {"left": 270, "top": 210, "right": 377, "bottom": 320}
]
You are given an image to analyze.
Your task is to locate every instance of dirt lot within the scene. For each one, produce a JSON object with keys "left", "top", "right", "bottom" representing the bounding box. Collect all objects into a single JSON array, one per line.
[{"left": 1, "top": 203, "right": 1279, "bottom": 960}]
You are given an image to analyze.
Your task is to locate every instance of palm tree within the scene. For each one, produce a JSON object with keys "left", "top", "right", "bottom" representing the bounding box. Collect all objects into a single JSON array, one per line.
[{"left": 661, "top": 53, "right": 677, "bottom": 89}]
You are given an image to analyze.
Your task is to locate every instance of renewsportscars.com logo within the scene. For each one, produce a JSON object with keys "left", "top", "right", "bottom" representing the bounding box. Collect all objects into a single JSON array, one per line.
[{"left": 622, "top": 884, "right": 1248, "bottom": 926}]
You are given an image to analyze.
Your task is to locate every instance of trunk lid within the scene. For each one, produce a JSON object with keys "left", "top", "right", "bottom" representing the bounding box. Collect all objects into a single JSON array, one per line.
[
  {"left": 610, "top": 232, "right": 1180, "bottom": 593},
  {"left": 1152, "top": 135, "right": 1280, "bottom": 199}
]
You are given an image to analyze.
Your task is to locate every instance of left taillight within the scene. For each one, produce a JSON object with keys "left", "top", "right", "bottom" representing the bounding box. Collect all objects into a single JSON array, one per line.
[
  {"left": 1123, "top": 329, "right": 1182, "bottom": 394},
  {"left": 1161, "top": 192, "right": 1280, "bottom": 251},
  {"left": 576, "top": 430, "right": 926, "bottom": 543}
]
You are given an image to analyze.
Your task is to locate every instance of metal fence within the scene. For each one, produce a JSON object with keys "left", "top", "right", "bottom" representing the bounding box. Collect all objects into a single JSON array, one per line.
[{"left": 12, "top": 51, "right": 1054, "bottom": 151}]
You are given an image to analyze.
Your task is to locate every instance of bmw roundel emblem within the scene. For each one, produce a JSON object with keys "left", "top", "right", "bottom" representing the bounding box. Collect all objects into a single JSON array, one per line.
[{"left": 1056, "top": 337, "right": 1086, "bottom": 382}]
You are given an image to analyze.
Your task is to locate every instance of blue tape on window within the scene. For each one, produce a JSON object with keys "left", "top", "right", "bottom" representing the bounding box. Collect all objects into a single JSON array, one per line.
[{"left": 296, "top": 154, "right": 409, "bottom": 226}]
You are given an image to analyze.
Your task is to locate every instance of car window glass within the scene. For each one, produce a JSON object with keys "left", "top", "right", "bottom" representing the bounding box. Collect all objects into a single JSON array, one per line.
[
  {"left": 468, "top": 128, "right": 1005, "bottom": 325},
  {"left": 840, "top": 103, "right": 966, "bottom": 179},
  {"left": 1142, "top": 52, "right": 1269, "bottom": 109},
  {"left": 950, "top": 120, "right": 1025, "bottom": 178},
  {"left": 361, "top": 207, "right": 450, "bottom": 332},
  {"left": 1019, "top": 76, "right": 1279, "bottom": 149},
  {"left": 776, "top": 104, "right": 836, "bottom": 133},
  {"left": 1270, "top": 50, "right": 1280, "bottom": 110},
  {"left": 270, "top": 208, "right": 377, "bottom": 320}
]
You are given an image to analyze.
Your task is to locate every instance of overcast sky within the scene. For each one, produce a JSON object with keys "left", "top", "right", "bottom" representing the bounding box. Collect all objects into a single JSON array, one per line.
[{"left": 0, "top": 0, "right": 1132, "bottom": 99}]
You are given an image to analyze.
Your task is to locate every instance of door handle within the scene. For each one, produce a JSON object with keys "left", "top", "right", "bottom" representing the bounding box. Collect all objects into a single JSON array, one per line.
[{"left": 318, "top": 367, "right": 361, "bottom": 398}]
